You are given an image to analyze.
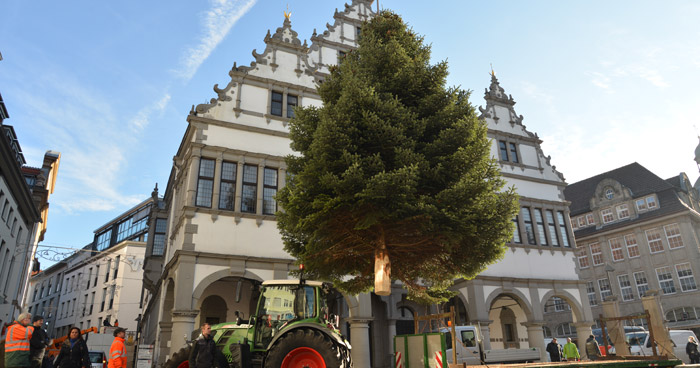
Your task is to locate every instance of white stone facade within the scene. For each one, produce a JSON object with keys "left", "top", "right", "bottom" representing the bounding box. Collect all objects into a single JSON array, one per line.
[{"left": 140, "top": 2, "right": 592, "bottom": 367}]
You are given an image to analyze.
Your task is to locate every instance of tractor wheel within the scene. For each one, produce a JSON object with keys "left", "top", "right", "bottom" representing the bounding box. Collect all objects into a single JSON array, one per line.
[
  {"left": 264, "top": 328, "right": 351, "bottom": 368},
  {"left": 163, "top": 346, "right": 191, "bottom": 368}
]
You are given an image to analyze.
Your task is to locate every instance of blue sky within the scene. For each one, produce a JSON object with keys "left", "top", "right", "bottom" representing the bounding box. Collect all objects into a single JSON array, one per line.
[{"left": 2, "top": 0, "right": 700, "bottom": 262}]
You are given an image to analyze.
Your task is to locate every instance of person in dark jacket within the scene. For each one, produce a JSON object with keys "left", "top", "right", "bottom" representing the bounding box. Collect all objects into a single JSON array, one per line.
[
  {"left": 687, "top": 336, "right": 700, "bottom": 364},
  {"left": 29, "top": 316, "right": 49, "bottom": 368},
  {"left": 546, "top": 338, "right": 562, "bottom": 362},
  {"left": 189, "top": 323, "right": 217, "bottom": 368},
  {"left": 53, "top": 328, "right": 90, "bottom": 368},
  {"left": 585, "top": 334, "right": 602, "bottom": 361}
]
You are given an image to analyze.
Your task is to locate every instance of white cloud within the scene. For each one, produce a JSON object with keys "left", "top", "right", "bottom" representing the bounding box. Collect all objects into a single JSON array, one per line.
[
  {"left": 175, "top": 0, "right": 258, "bottom": 80},
  {"left": 129, "top": 93, "right": 171, "bottom": 132},
  {"left": 588, "top": 71, "right": 612, "bottom": 92}
]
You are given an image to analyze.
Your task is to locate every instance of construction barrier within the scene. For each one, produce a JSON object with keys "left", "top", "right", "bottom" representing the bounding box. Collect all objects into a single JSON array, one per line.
[{"left": 394, "top": 333, "right": 446, "bottom": 368}]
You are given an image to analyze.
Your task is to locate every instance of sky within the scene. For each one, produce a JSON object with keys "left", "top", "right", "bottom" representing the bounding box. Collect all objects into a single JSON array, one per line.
[{"left": 2, "top": 0, "right": 700, "bottom": 264}]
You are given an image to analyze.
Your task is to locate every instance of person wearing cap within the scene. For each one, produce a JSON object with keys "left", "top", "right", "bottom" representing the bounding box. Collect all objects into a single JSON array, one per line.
[
  {"left": 107, "top": 328, "right": 127, "bottom": 368},
  {"left": 29, "top": 316, "right": 49, "bottom": 368},
  {"left": 585, "top": 334, "right": 602, "bottom": 361},
  {"left": 5, "top": 313, "right": 34, "bottom": 368}
]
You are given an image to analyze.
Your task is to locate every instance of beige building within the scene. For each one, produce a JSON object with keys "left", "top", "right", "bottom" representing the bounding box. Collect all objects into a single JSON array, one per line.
[
  {"left": 564, "top": 162, "right": 700, "bottom": 336},
  {"left": 139, "top": 2, "right": 591, "bottom": 367}
]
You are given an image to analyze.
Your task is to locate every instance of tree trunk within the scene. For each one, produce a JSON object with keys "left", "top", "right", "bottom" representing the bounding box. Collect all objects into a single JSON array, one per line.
[{"left": 374, "top": 242, "right": 391, "bottom": 296}]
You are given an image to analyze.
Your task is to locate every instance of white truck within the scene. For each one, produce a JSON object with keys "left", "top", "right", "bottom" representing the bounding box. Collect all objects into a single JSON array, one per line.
[
  {"left": 443, "top": 325, "right": 541, "bottom": 365},
  {"left": 626, "top": 329, "right": 698, "bottom": 364}
]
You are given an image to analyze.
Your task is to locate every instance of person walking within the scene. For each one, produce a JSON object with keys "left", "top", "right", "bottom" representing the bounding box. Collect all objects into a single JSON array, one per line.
[
  {"left": 188, "top": 323, "right": 217, "bottom": 368},
  {"left": 585, "top": 334, "right": 602, "bottom": 361},
  {"left": 687, "top": 336, "right": 700, "bottom": 364},
  {"left": 5, "top": 313, "right": 34, "bottom": 368},
  {"left": 562, "top": 337, "right": 580, "bottom": 361},
  {"left": 29, "top": 316, "right": 49, "bottom": 368},
  {"left": 107, "top": 328, "right": 127, "bottom": 368},
  {"left": 546, "top": 337, "right": 562, "bottom": 362},
  {"left": 53, "top": 327, "right": 90, "bottom": 368}
]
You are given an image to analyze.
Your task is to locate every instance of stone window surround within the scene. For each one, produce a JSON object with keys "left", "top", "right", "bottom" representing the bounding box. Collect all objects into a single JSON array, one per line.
[
  {"left": 265, "top": 86, "right": 304, "bottom": 125},
  {"left": 186, "top": 150, "right": 287, "bottom": 225},
  {"left": 512, "top": 199, "right": 573, "bottom": 251}
]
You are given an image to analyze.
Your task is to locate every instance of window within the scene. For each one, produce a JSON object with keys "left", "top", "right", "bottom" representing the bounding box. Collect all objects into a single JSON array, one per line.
[
  {"left": 116, "top": 215, "right": 148, "bottom": 243},
  {"left": 105, "top": 259, "right": 111, "bottom": 282},
  {"left": 196, "top": 158, "right": 215, "bottom": 207},
  {"left": 219, "top": 161, "right": 237, "bottom": 210},
  {"left": 556, "top": 322, "right": 575, "bottom": 336},
  {"left": 646, "top": 196, "right": 657, "bottom": 209},
  {"left": 2, "top": 201, "right": 9, "bottom": 220},
  {"left": 587, "top": 281, "right": 598, "bottom": 306},
  {"left": 263, "top": 168, "right": 278, "bottom": 215},
  {"left": 546, "top": 210, "right": 559, "bottom": 246},
  {"left": 656, "top": 266, "right": 676, "bottom": 294},
  {"left": 636, "top": 198, "right": 647, "bottom": 211},
  {"left": 675, "top": 263, "right": 697, "bottom": 292},
  {"left": 271, "top": 91, "right": 283, "bottom": 116},
  {"left": 241, "top": 165, "right": 258, "bottom": 213},
  {"left": 590, "top": 243, "right": 603, "bottom": 266},
  {"left": 557, "top": 212, "right": 571, "bottom": 247},
  {"left": 605, "top": 188, "right": 614, "bottom": 200},
  {"left": 521, "top": 208, "right": 536, "bottom": 245},
  {"left": 338, "top": 50, "right": 346, "bottom": 59},
  {"left": 82, "top": 294, "right": 88, "bottom": 316},
  {"left": 577, "top": 245, "right": 590, "bottom": 269},
  {"left": 625, "top": 234, "right": 640, "bottom": 258},
  {"left": 609, "top": 238, "right": 624, "bottom": 262},
  {"left": 598, "top": 278, "right": 612, "bottom": 301},
  {"left": 286, "top": 94, "right": 297, "bottom": 118},
  {"left": 534, "top": 209, "right": 547, "bottom": 245},
  {"left": 634, "top": 271, "right": 649, "bottom": 297},
  {"left": 616, "top": 204, "right": 629, "bottom": 219},
  {"left": 646, "top": 228, "right": 664, "bottom": 253},
  {"left": 96, "top": 230, "right": 112, "bottom": 251},
  {"left": 586, "top": 213, "right": 595, "bottom": 225},
  {"left": 601, "top": 208, "right": 614, "bottom": 224},
  {"left": 87, "top": 268, "right": 92, "bottom": 289},
  {"left": 509, "top": 143, "right": 519, "bottom": 163},
  {"left": 89, "top": 292, "right": 95, "bottom": 314},
  {"left": 577, "top": 217, "right": 586, "bottom": 228},
  {"left": 113, "top": 256, "right": 120, "bottom": 279},
  {"left": 109, "top": 285, "right": 116, "bottom": 309},
  {"left": 101, "top": 288, "right": 107, "bottom": 311},
  {"left": 512, "top": 216, "right": 521, "bottom": 243},
  {"left": 551, "top": 297, "right": 570, "bottom": 312},
  {"left": 153, "top": 219, "right": 167, "bottom": 256},
  {"left": 664, "top": 224, "right": 684, "bottom": 249},
  {"left": 498, "top": 141, "right": 509, "bottom": 161},
  {"left": 543, "top": 326, "right": 552, "bottom": 338},
  {"left": 572, "top": 218, "right": 578, "bottom": 230},
  {"left": 94, "top": 266, "right": 99, "bottom": 287},
  {"left": 618, "top": 274, "right": 634, "bottom": 301},
  {"left": 10, "top": 219, "right": 17, "bottom": 236},
  {"left": 666, "top": 307, "right": 700, "bottom": 323}
]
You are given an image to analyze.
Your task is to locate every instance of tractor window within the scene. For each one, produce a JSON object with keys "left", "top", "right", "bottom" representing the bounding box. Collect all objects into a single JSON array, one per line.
[{"left": 254, "top": 284, "right": 317, "bottom": 348}]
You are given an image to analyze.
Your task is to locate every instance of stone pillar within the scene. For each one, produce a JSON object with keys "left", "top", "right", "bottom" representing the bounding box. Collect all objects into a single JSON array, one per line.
[
  {"left": 642, "top": 290, "right": 675, "bottom": 358},
  {"left": 187, "top": 154, "right": 201, "bottom": 207},
  {"left": 349, "top": 319, "right": 372, "bottom": 368},
  {"left": 522, "top": 322, "right": 546, "bottom": 361},
  {"left": 156, "top": 321, "right": 173, "bottom": 366},
  {"left": 170, "top": 309, "right": 199, "bottom": 353},
  {"left": 574, "top": 321, "right": 594, "bottom": 358},
  {"left": 388, "top": 319, "right": 397, "bottom": 356},
  {"left": 601, "top": 297, "right": 629, "bottom": 355}
]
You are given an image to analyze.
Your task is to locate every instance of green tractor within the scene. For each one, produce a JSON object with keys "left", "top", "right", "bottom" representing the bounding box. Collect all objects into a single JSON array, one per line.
[{"left": 164, "top": 279, "right": 352, "bottom": 368}]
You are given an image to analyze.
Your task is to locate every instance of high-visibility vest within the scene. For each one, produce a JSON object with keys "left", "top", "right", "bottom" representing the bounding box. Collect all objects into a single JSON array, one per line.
[
  {"left": 107, "top": 337, "right": 126, "bottom": 368},
  {"left": 5, "top": 323, "right": 34, "bottom": 367}
]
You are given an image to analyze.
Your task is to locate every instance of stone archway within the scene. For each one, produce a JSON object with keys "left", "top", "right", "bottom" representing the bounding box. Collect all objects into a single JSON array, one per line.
[
  {"left": 156, "top": 279, "right": 175, "bottom": 365},
  {"left": 484, "top": 289, "right": 536, "bottom": 350},
  {"left": 200, "top": 295, "right": 227, "bottom": 325}
]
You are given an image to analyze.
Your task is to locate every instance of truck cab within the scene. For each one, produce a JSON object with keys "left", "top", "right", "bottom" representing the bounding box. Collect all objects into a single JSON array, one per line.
[{"left": 444, "top": 325, "right": 541, "bottom": 365}]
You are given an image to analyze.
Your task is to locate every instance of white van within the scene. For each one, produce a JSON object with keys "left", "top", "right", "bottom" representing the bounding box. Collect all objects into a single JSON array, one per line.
[{"left": 627, "top": 329, "right": 698, "bottom": 364}]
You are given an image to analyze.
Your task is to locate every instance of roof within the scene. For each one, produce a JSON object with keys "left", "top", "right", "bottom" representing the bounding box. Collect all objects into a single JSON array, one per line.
[{"left": 564, "top": 162, "right": 674, "bottom": 215}]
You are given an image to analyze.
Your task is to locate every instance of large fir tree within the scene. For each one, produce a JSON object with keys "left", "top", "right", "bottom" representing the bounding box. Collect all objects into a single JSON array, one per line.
[{"left": 276, "top": 11, "right": 519, "bottom": 304}]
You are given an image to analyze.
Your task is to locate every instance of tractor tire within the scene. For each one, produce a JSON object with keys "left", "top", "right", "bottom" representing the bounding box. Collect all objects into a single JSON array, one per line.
[
  {"left": 264, "top": 328, "right": 351, "bottom": 368},
  {"left": 163, "top": 346, "right": 191, "bottom": 368}
]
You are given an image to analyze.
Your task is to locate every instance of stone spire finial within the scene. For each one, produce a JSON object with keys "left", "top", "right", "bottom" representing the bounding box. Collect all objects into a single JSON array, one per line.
[{"left": 484, "top": 70, "right": 515, "bottom": 106}]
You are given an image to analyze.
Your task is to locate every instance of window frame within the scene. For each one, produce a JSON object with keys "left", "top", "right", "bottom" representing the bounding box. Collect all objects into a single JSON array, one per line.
[
  {"left": 675, "top": 263, "right": 697, "bottom": 292},
  {"left": 241, "top": 164, "right": 258, "bottom": 214},
  {"left": 601, "top": 208, "right": 614, "bottom": 224},
  {"left": 616, "top": 204, "right": 629, "bottom": 219},
  {"left": 655, "top": 266, "right": 677, "bottom": 295},
  {"left": 218, "top": 161, "right": 237, "bottom": 211},
  {"left": 270, "top": 91, "right": 283, "bottom": 117},
  {"left": 617, "top": 274, "right": 634, "bottom": 301},
  {"left": 590, "top": 242, "right": 603, "bottom": 266},
  {"left": 663, "top": 223, "right": 684, "bottom": 249},
  {"left": 598, "top": 278, "right": 612, "bottom": 301},
  {"left": 609, "top": 237, "right": 625, "bottom": 262},
  {"left": 645, "top": 228, "right": 665, "bottom": 254},
  {"left": 625, "top": 234, "right": 640, "bottom": 258},
  {"left": 195, "top": 158, "right": 215, "bottom": 208}
]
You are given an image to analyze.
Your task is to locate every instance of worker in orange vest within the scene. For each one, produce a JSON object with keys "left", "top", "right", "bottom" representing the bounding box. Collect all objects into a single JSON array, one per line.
[
  {"left": 107, "top": 328, "right": 127, "bottom": 368},
  {"left": 5, "top": 313, "right": 34, "bottom": 368}
]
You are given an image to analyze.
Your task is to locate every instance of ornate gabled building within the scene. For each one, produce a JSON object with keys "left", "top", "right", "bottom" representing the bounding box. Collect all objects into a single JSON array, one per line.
[
  {"left": 139, "top": 2, "right": 590, "bottom": 367},
  {"left": 446, "top": 73, "right": 593, "bottom": 354},
  {"left": 564, "top": 162, "right": 700, "bottom": 336}
]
